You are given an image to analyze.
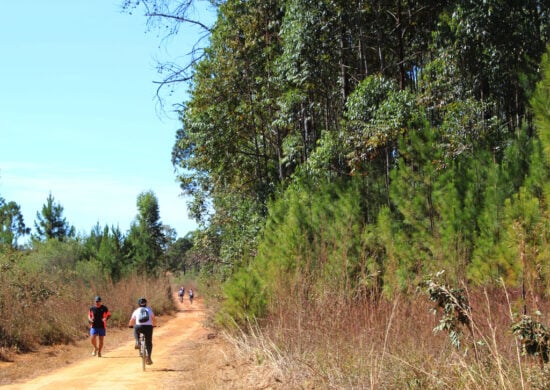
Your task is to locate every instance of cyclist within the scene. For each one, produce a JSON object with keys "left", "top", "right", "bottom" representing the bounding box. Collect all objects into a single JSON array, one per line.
[
  {"left": 88, "top": 296, "right": 111, "bottom": 358},
  {"left": 128, "top": 297, "right": 156, "bottom": 365}
]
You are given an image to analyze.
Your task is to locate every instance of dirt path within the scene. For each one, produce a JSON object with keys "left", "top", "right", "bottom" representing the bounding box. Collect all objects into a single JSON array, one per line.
[{"left": 0, "top": 297, "right": 228, "bottom": 389}]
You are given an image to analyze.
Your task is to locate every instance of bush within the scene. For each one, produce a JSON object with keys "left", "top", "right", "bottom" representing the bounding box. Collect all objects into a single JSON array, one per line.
[{"left": 218, "top": 267, "right": 266, "bottom": 328}]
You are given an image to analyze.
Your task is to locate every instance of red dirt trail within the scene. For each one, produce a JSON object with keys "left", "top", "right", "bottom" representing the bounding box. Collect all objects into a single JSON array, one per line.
[{"left": 0, "top": 297, "right": 210, "bottom": 390}]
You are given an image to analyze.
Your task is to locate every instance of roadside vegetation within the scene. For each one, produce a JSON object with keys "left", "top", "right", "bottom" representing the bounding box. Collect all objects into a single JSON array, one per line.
[
  {"left": 0, "top": 190, "right": 197, "bottom": 362},
  {"left": 0, "top": 245, "right": 175, "bottom": 359}
]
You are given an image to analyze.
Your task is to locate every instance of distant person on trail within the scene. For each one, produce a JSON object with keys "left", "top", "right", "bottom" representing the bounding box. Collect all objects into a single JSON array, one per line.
[
  {"left": 128, "top": 297, "right": 156, "bottom": 365},
  {"left": 88, "top": 296, "right": 111, "bottom": 358},
  {"left": 189, "top": 289, "right": 194, "bottom": 304},
  {"left": 178, "top": 286, "right": 185, "bottom": 302}
]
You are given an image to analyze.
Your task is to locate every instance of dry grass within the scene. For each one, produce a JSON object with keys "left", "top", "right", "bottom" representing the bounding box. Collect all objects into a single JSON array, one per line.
[
  {"left": 0, "top": 271, "right": 175, "bottom": 362},
  {"left": 217, "top": 286, "right": 550, "bottom": 389},
  {"left": 5, "top": 269, "right": 550, "bottom": 389}
]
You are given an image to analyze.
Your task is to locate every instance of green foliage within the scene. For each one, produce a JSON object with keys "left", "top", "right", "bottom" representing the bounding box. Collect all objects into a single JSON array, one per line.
[
  {"left": 387, "top": 123, "right": 463, "bottom": 285},
  {"left": 444, "top": 1, "right": 546, "bottom": 127},
  {"left": 421, "top": 271, "right": 472, "bottom": 349},
  {"left": 344, "top": 76, "right": 416, "bottom": 172},
  {"left": 218, "top": 266, "right": 266, "bottom": 327},
  {"left": 277, "top": 0, "right": 341, "bottom": 94},
  {"left": 164, "top": 234, "right": 194, "bottom": 273},
  {"left": 174, "top": 0, "right": 284, "bottom": 231},
  {"left": 512, "top": 313, "right": 550, "bottom": 365},
  {"left": 124, "top": 191, "right": 165, "bottom": 274},
  {"left": 74, "top": 258, "right": 106, "bottom": 285},
  {"left": 82, "top": 223, "right": 127, "bottom": 281},
  {"left": 162, "top": 1, "right": 550, "bottom": 312},
  {"left": 24, "top": 239, "right": 83, "bottom": 272},
  {"left": 532, "top": 50, "right": 550, "bottom": 161},
  {"left": 33, "top": 193, "right": 75, "bottom": 242},
  {"left": 118, "top": 2, "right": 550, "bottom": 338},
  {"left": 253, "top": 178, "right": 381, "bottom": 313},
  {"left": 0, "top": 197, "right": 30, "bottom": 250}
]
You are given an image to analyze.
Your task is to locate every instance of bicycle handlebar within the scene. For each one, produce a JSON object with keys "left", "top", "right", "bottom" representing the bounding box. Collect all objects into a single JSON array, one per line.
[{"left": 128, "top": 325, "right": 158, "bottom": 328}]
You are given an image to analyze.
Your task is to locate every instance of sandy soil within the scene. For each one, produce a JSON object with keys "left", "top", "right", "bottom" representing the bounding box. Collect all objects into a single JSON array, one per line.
[{"left": 0, "top": 295, "right": 283, "bottom": 390}]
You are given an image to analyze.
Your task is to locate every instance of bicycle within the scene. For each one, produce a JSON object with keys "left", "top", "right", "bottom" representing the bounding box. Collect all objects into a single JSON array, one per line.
[
  {"left": 138, "top": 331, "right": 148, "bottom": 371},
  {"left": 129, "top": 326, "right": 150, "bottom": 371}
]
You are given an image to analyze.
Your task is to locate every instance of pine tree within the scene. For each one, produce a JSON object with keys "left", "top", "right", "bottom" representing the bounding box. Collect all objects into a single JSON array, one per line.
[{"left": 33, "top": 193, "right": 75, "bottom": 242}]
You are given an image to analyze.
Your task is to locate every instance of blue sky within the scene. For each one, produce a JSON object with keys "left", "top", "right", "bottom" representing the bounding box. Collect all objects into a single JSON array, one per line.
[{"left": 0, "top": 1, "right": 208, "bottom": 239}]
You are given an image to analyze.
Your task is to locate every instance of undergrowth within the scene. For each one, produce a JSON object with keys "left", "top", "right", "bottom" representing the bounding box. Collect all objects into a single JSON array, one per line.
[
  {"left": 0, "top": 250, "right": 175, "bottom": 358},
  {"left": 217, "top": 282, "right": 550, "bottom": 389}
]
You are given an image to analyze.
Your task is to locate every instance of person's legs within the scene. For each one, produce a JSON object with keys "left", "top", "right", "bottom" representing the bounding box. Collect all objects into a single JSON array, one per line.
[
  {"left": 136, "top": 326, "right": 145, "bottom": 355},
  {"left": 98, "top": 335, "right": 104, "bottom": 356},
  {"left": 144, "top": 326, "right": 153, "bottom": 364},
  {"left": 90, "top": 329, "right": 98, "bottom": 355},
  {"left": 133, "top": 327, "right": 140, "bottom": 348}
]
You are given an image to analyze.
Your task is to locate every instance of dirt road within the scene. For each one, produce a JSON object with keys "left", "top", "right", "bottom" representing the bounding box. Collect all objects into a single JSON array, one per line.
[{"left": 0, "top": 297, "right": 222, "bottom": 390}]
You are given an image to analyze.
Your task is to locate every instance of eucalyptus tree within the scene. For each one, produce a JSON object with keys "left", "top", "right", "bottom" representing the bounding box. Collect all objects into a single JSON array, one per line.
[
  {"left": 33, "top": 193, "right": 75, "bottom": 242},
  {"left": 438, "top": 1, "right": 550, "bottom": 132},
  {"left": 355, "top": 0, "right": 452, "bottom": 89},
  {"left": 173, "top": 0, "right": 286, "bottom": 267}
]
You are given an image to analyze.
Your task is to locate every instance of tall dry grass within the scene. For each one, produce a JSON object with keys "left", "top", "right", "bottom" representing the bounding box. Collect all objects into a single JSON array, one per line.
[
  {"left": 0, "top": 266, "right": 175, "bottom": 360},
  {"left": 223, "top": 286, "right": 550, "bottom": 389}
]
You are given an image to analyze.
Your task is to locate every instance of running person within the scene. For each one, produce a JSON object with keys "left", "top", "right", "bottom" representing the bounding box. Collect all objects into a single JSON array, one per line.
[
  {"left": 188, "top": 289, "right": 194, "bottom": 304},
  {"left": 88, "top": 296, "right": 111, "bottom": 357},
  {"left": 128, "top": 297, "right": 156, "bottom": 365},
  {"left": 178, "top": 286, "right": 185, "bottom": 302}
]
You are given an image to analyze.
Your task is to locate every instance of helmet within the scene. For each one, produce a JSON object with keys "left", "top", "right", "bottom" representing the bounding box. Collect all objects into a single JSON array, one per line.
[
  {"left": 138, "top": 297, "right": 147, "bottom": 306},
  {"left": 95, "top": 296, "right": 102, "bottom": 302}
]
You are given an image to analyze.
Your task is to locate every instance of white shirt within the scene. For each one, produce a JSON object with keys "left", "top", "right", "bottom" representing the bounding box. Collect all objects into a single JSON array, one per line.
[{"left": 131, "top": 306, "right": 154, "bottom": 325}]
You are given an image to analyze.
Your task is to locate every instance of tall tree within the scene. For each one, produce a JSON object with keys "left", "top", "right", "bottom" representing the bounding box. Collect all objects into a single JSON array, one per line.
[
  {"left": 164, "top": 233, "right": 194, "bottom": 273},
  {"left": 172, "top": 0, "right": 286, "bottom": 268},
  {"left": 84, "top": 223, "right": 126, "bottom": 281},
  {"left": 33, "top": 193, "right": 75, "bottom": 242},
  {"left": 124, "top": 190, "right": 165, "bottom": 273},
  {"left": 439, "top": 1, "right": 550, "bottom": 130},
  {"left": 0, "top": 197, "right": 30, "bottom": 249}
]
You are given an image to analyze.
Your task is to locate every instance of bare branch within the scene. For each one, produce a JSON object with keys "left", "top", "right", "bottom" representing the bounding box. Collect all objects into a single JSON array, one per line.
[{"left": 147, "top": 12, "right": 211, "bottom": 33}]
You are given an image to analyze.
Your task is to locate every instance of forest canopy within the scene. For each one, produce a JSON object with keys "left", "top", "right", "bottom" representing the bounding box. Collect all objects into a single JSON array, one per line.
[{"left": 135, "top": 0, "right": 550, "bottom": 306}]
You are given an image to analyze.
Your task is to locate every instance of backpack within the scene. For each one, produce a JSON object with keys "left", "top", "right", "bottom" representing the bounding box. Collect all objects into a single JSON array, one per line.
[{"left": 138, "top": 307, "right": 150, "bottom": 323}]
